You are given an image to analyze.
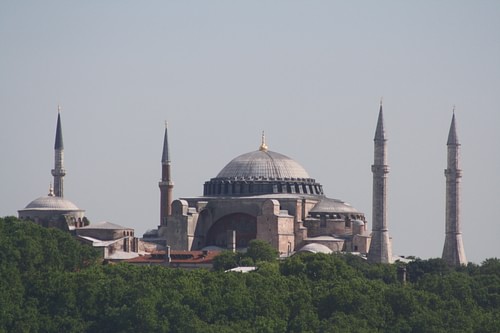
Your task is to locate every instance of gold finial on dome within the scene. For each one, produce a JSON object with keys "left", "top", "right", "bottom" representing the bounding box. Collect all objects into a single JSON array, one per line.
[{"left": 259, "top": 131, "right": 268, "bottom": 152}]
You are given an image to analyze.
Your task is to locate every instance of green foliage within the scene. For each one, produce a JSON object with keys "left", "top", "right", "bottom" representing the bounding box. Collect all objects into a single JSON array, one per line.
[
  {"left": 0, "top": 216, "right": 99, "bottom": 332},
  {"left": 213, "top": 240, "right": 278, "bottom": 271},
  {"left": 82, "top": 216, "right": 90, "bottom": 226},
  {"left": 1, "top": 216, "right": 500, "bottom": 332},
  {"left": 212, "top": 251, "right": 240, "bottom": 271},
  {"left": 479, "top": 258, "right": 500, "bottom": 276},
  {"left": 245, "top": 239, "right": 279, "bottom": 263},
  {"left": 406, "top": 257, "right": 450, "bottom": 283}
]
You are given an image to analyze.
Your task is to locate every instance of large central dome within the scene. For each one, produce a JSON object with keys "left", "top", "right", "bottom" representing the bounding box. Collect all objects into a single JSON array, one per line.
[
  {"left": 203, "top": 136, "right": 324, "bottom": 197},
  {"left": 216, "top": 150, "right": 310, "bottom": 179}
]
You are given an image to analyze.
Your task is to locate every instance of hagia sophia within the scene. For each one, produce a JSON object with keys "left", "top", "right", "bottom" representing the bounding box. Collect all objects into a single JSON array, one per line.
[
  {"left": 147, "top": 129, "right": 372, "bottom": 258},
  {"left": 17, "top": 104, "right": 467, "bottom": 266}
]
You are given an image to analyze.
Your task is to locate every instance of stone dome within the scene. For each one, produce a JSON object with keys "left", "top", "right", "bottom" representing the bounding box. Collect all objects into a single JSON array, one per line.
[
  {"left": 19, "top": 191, "right": 85, "bottom": 232},
  {"left": 203, "top": 145, "right": 324, "bottom": 197},
  {"left": 23, "top": 195, "right": 80, "bottom": 211},
  {"left": 297, "top": 243, "right": 333, "bottom": 254},
  {"left": 216, "top": 149, "right": 310, "bottom": 180}
]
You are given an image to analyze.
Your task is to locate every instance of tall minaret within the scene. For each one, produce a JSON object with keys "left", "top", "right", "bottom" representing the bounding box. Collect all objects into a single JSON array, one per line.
[
  {"left": 51, "top": 106, "right": 66, "bottom": 197},
  {"left": 442, "top": 111, "right": 467, "bottom": 265},
  {"left": 368, "top": 102, "right": 393, "bottom": 263},
  {"left": 159, "top": 122, "right": 174, "bottom": 224}
]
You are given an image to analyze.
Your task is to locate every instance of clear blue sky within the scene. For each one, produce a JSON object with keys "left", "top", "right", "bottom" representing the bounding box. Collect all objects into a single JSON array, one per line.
[{"left": 1, "top": 1, "right": 499, "bottom": 263}]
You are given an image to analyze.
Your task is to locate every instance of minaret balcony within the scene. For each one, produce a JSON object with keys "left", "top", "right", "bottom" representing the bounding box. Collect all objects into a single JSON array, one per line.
[
  {"left": 371, "top": 165, "right": 389, "bottom": 174},
  {"left": 51, "top": 169, "right": 66, "bottom": 176},
  {"left": 444, "top": 169, "right": 462, "bottom": 178}
]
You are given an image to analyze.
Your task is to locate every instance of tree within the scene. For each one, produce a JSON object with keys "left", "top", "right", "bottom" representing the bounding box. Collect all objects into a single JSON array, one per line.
[
  {"left": 245, "top": 239, "right": 278, "bottom": 263},
  {"left": 406, "top": 258, "right": 450, "bottom": 283},
  {"left": 3, "top": 215, "right": 500, "bottom": 332},
  {"left": 213, "top": 251, "right": 239, "bottom": 271},
  {"left": 479, "top": 258, "right": 500, "bottom": 276}
]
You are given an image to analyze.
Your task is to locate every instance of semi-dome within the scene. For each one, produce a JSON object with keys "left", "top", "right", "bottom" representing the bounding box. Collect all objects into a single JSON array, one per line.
[
  {"left": 216, "top": 149, "right": 310, "bottom": 180},
  {"left": 309, "top": 198, "right": 359, "bottom": 214}
]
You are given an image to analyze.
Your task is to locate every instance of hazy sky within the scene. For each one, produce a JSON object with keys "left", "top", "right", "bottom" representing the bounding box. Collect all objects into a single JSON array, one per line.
[{"left": 1, "top": 1, "right": 499, "bottom": 263}]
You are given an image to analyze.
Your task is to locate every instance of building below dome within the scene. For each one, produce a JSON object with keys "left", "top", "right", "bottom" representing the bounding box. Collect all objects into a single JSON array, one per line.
[
  {"left": 76, "top": 222, "right": 139, "bottom": 258},
  {"left": 146, "top": 130, "right": 371, "bottom": 256}
]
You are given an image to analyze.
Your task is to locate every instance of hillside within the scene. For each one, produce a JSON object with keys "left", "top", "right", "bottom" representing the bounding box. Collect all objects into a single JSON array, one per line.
[{"left": 1, "top": 216, "right": 499, "bottom": 333}]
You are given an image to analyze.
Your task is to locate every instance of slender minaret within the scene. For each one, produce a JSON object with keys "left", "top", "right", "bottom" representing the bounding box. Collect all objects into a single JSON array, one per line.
[
  {"left": 159, "top": 122, "right": 174, "bottom": 224},
  {"left": 51, "top": 106, "right": 66, "bottom": 197},
  {"left": 442, "top": 111, "right": 467, "bottom": 265},
  {"left": 368, "top": 102, "right": 393, "bottom": 263}
]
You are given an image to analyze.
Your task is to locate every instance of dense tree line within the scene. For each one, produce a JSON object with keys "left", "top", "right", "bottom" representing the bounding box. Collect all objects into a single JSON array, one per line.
[
  {"left": 1, "top": 216, "right": 499, "bottom": 332},
  {"left": 212, "top": 239, "right": 279, "bottom": 270}
]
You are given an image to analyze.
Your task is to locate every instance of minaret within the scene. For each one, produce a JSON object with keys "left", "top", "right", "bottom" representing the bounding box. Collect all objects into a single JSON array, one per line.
[
  {"left": 51, "top": 106, "right": 66, "bottom": 197},
  {"left": 442, "top": 111, "right": 467, "bottom": 265},
  {"left": 368, "top": 102, "right": 393, "bottom": 263},
  {"left": 159, "top": 122, "right": 174, "bottom": 224}
]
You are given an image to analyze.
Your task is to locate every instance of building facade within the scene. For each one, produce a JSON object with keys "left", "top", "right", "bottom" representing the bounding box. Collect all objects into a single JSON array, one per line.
[{"left": 146, "top": 131, "right": 371, "bottom": 256}]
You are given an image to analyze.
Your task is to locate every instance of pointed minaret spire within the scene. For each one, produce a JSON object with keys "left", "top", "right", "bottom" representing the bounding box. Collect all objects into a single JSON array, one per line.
[
  {"left": 159, "top": 121, "right": 174, "bottom": 223},
  {"left": 368, "top": 102, "right": 393, "bottom": 264},
  {"left": 374, "top": 100, "right": 386, "bottom": 142},
  {"left": 55, "top": 105, "right": 64, "bottom": 149},
  {"left": 447, "top": 109, "right": 459, "bottom": 145},
  {"left": 161, "top": 121, "right": 170, "bottom": 163},
  {"left": 51, "top": 106, "right": 66, "bottom": 197},
  {"left": 442, "top": 110, "right": 467, "bottom": 265}
]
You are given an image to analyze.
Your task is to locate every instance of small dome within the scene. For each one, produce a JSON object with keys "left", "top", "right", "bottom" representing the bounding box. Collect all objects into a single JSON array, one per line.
[
  {"left": 352, "top": 220, "right": 365, "bottom": 226},
  {"left": 24, "top": 195, "right": 80, "bottom": 211},
  {"left": 297, "top": 243, "right": 333, "bottom": 254},
  {"left": 216, "top": 150, "right": 310, "bottom": 179}
]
